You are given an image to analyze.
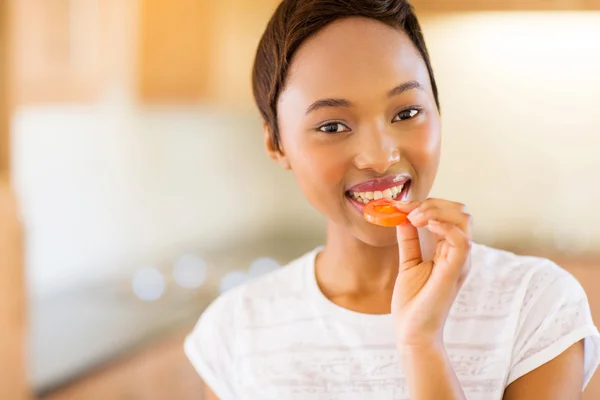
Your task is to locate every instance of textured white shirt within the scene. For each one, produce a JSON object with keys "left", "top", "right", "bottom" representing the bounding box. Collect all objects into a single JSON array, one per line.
[{"left": 185, "top": 243, "right": 600, "bottom": 399}]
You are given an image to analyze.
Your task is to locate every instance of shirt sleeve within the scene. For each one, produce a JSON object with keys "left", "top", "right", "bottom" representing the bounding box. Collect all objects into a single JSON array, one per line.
[
  {"left": 184, "top": 292, "right": 240, "bottom": 400},
  {"left": 507, "top": 265, "right": 600, "bottom": 390}
]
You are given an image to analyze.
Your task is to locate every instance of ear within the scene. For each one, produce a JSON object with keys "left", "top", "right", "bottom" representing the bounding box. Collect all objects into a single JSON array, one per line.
[{"left": 263, "top": 122, "right": 290, "bottom": 170}]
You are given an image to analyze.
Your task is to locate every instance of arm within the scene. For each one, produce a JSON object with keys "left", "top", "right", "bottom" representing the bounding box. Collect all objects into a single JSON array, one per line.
[
  {"left": 204, "top": 384, "right": 220, "bottom": 400},
  {"left": 393, "top": 198, "right": 472, "bottom": 399},
  {"left": 399, "top": 342, "right": 466, "bottom": 400},
  {"left": 503, "top": 340, "right": 584, "bottom": 400}
]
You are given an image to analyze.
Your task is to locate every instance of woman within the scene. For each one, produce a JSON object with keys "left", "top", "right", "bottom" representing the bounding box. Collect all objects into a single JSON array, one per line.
[{"left": 185, "top": 1, "right": 600, "bottom": 398}]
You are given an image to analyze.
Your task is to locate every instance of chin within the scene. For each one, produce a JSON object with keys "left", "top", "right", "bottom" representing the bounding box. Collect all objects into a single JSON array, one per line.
[{"left": 353, "top": 224, "right": 399, "bottom": 248}]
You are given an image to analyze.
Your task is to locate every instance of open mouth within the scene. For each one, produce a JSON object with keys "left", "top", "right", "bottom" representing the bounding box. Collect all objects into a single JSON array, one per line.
[{"left": 345, "top": 179, "right": 412, "bottom": 207}]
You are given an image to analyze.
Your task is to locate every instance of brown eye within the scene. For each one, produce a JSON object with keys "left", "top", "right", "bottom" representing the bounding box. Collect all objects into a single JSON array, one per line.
[
  {"left": 318, "top": 122, "right": 350, "bottom": 134},
  {"left": 393, "top": 108, "right": 420, "bottom": 122}
]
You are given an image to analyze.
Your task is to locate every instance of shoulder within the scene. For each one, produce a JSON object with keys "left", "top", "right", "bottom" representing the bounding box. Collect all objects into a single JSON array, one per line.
[
  {"left": 469, "top": 243, "right": 600, "bottom": 388},
  {"left": 467, "top": 243, "right": 580, "bottom": 300},
  {"left": 458, "top": 244, "right": 600, "bottom": 389},
  {"left": 454, "top": 243, "right": 589, "bottom": 336},
  {"left": 190, "top": 247, "right": 317, "bottom": 336},
  {"left": 184, "top": 248, "right": 319, "bottom": 398}
]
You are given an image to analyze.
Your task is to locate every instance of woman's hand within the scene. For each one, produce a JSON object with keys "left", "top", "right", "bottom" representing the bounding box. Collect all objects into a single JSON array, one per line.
[{"left": 392, "top": 198, "right": 472, "bottom": 351}]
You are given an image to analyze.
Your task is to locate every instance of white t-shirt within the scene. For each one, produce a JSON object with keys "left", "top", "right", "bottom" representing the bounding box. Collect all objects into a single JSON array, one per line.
[{"left": 185, "top": 243, "right": 600, "bottom": 399}]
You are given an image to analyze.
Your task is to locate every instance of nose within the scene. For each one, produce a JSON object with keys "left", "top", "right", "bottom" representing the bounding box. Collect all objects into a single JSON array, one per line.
[{"left": 353, "top": 127, "right": 401, "bottom": 174}]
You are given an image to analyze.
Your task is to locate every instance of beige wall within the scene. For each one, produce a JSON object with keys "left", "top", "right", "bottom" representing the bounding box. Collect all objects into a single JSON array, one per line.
[
  {"left": 13, "top": 105, "right": 306, "bottom": 297},
  {"left": 420, "top": 12, "right": 600, "bottom": 252}
]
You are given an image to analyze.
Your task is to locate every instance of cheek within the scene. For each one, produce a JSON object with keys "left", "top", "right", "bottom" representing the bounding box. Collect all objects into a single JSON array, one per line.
[
  {"left": 288, "top": 140, "right": 348, "bottom": 191},
  {"left": 282, "top": 134, "right": 350, "bottom": 214},
  {"left": 403, "top": 117, "right": 441, "bottom": 193},
  {"left": 413, "top": 124, "right": 441, "bottom": 167}
]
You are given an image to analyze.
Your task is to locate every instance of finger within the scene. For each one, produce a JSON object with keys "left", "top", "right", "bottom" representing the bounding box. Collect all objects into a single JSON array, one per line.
[
  {"left": 391, "top": 200, "right": 421, "bottom": 214},
  {"left": 410, "top": 198, "right": 470, "bottom": 234},
  {"left": 427, "top": 221, "right": 471, "bottom": 264},
  {"left": 396, "top": 222, "right": 422, "bottom": 270},
  {"left": 421, "top": 222, "right": 471, "bottom": 298},
  {"left": 416, "top": 220, "right": 472, "bottom": 300},
  {"left": 421, "top": 198, "right": 467, "bottom": 212},
  {"left": 408, "top": 207, "right": 472, "bottom": 237}
]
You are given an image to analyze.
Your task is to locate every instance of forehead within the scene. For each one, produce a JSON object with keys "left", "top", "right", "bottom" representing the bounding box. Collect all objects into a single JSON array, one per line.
[{"left": 281, "top": 17, "right": 431, "bottom": 104}]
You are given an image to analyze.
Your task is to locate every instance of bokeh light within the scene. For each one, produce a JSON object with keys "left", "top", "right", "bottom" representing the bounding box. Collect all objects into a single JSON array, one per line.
[
  {"left": 248, "top": 257, "right": 280, "bottom": 279},
  {"left": 219, "top": 271, "right": 248, "bottom": 294},
  {"left": 172, "top": 254, "right": 207, "bottom": 289},
  {"left": 132, "top": 268, "right": 165, "bottom": 301}
]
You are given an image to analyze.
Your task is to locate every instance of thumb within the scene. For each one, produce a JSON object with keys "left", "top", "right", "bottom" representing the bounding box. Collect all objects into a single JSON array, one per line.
[
  {"left": 396, "top": 222, "right": 422, "bottom": 270},
  {"left": 393, "top": 222, "right": 431, "bottom": 316}
]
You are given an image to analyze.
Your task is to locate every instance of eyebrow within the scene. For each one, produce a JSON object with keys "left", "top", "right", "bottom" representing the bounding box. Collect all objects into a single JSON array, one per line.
[
  {"left": 387, "top": 80, "right": 425, "bottom": 97},
  {"left": 305, "top": 98, "right": 351, "bottom": 115},
  {"left": 305, "top": 80, "right": 425, "bottom": 115}
]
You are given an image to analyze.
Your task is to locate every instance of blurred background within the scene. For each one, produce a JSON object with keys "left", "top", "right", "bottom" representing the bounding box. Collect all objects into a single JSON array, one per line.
[{"left": 0, "top": 0, "right": 599, "bottom": 399}]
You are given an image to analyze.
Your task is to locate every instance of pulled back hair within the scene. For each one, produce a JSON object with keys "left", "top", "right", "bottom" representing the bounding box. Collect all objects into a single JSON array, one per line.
[{"left": 252, "top": 0, "right": 440, "bottom": 151}]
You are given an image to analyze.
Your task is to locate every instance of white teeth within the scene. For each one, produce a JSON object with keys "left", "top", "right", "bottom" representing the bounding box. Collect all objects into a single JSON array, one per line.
[
  {"left": 353, "top": 194, "right": 368, "bottom": 204},
  {"left": 350, "top": 183, "right": 406, "bottom": 203}
]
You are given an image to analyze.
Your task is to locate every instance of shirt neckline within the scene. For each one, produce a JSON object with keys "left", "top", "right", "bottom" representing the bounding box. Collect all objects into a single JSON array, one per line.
[{"left": 304, "top": 246, "right": 394, "bottom": 325}]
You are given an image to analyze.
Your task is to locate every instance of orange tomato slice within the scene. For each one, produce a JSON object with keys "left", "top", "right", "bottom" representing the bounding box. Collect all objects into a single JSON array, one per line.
[{"left": 363, "top": 198, "right": 408, "bottom": 227}]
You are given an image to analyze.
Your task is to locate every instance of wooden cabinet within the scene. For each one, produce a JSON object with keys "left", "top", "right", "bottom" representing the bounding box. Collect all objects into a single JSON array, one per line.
[
  {"left": 13, "top": 0, "right": 138, "bottom": 105},
  {"left": 0, "top": 1, "right": 28, "bottom": 399},
  {"left": 137, "top": 0, "right": 600, "bottom": 105},
  {"left": 13, "top": 0, "right": 111, "bottom": 105},
  {"left": 0, "top": 0, "right": 11, "bottom": 176},
  {"left": 0, "top": 184, "right": 27, "bottom": 400},
  {"left": 208, "top": 0, "right": 280, "bottom": 107},
  {"left": 411, "top": 0, "right": 600, "bottom": 12},
  {"left": 137, "top": 0, "right": 216, "bottom": 103},
  {"left": 137, "top": 0, "right": 279, "bottom": 106}
]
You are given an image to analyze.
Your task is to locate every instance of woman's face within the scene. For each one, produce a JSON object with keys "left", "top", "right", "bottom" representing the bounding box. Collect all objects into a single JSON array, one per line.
[{"left": 272, "top": 17, "right": 441, "bottom": 247}]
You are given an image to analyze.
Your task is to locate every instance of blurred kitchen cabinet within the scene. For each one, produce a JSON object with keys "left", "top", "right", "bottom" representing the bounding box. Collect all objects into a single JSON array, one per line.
[
  {"left": 1, "top": 0, "right": 29, "bottom": 399},
  {"left": 137, "top": 0, "right": 217, "bottom": 103},
  {"left": 0, "top": 0, "right": 11, "bottom": 175},
  {"left": 411, "top": 0, "right": 600, "bottom": 12},
  {"left": 0, "top": 184, "right": 27, "bottom": 400},
  {"left": 137, "top": 0, "right": 280, "bottom": 106},
  {"left": 13, "top": 0, "right": 114, "bottom": 105},
  {"left": 208, "top": 0, "right": 281, "bottom": 107}
]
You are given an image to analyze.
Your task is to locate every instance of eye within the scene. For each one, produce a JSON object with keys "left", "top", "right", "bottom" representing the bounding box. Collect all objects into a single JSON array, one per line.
[
  {"left": 318, "top": 122, "right": 350, "bottom": 134},
  {"left": 392, "top": 108, "right": 421, "bottom": 122}
]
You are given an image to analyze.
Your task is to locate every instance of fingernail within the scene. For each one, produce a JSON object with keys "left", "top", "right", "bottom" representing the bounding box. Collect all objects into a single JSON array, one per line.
[
  {"left": 428, "top": 220, "right": 441, "bottom": 228},
  {"left": 408, "top": 208, "right": 422, "bottom": 219}
]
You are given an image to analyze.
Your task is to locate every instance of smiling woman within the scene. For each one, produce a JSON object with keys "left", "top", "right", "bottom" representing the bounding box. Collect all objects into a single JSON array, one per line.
[{"left": 184, "top": 1, "right": 600, "bottom": 399}]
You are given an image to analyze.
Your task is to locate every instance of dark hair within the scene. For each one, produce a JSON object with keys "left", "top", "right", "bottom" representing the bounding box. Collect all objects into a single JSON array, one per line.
[{"left": 252, "top": 0, "right": 440, "bottom": 152}]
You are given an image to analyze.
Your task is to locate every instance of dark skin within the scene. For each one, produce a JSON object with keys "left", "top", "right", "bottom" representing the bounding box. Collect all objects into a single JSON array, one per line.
[{"left": 204, "top": 17, "right": 585, "bottom": 399}]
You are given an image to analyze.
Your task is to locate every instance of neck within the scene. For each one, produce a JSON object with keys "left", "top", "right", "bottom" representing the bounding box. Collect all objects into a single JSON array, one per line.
[{"left": 316, "top": 222, "right": 400, "bottom": 297}]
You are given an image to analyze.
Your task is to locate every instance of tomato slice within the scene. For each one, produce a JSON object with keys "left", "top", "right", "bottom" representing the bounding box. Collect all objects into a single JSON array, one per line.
[{"left": 363, "top": 198, "right": 408, "bottom": 227}]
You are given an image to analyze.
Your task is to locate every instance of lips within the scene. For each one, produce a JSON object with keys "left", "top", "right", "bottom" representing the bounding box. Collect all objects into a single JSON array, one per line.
[
  {"left": 346, "top": 174, "right": 411, "bottom": 193},
  {"left": 345, "top": 175, "right": 412, "bottom": 211},
  {"left": 348, "top": 182, "right": 407, "bottom": 204}
]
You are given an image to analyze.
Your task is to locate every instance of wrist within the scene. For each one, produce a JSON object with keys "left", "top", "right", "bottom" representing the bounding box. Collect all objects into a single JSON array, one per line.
[
  {"left": 396, "top": 329, "right": 444, "bottom": 350},
  {"left": 397, "top": 337, "right": 446, "bottom": 360}
]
